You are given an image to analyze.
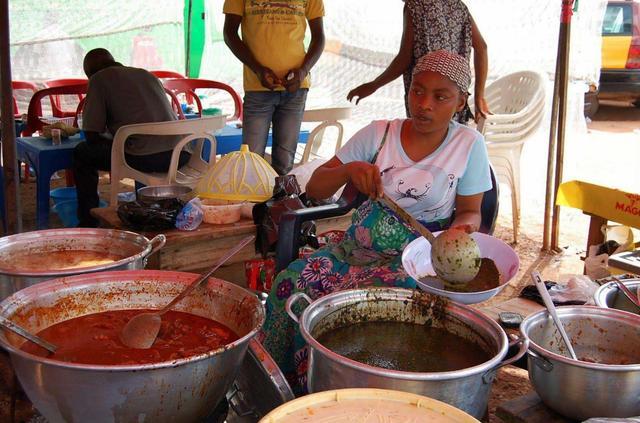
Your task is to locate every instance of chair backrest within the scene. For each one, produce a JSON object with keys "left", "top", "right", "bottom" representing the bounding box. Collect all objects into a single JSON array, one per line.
[
  {"left": 11, "top": 80, "right": 38, "bottom": 117},
  {"left": 150, "top": 70, "right": 185, "bottom": 79},
  {"left": 476, "top": 71, "right": 546, "bottom": 143},
  {"left": 163, "top": 78, "right": 243, "bottom": 121},
  {"left": 109, "top": 116, "right": 226, "bottom": 205},
  {"left": 298, "top": 107, "right": 352, "bottom": 165},
  {"left": 24, "top": 83, "right": 88, "bottom": 135},
  {"left": 43, "top": 78, "right": 89, "bottom": 118}
]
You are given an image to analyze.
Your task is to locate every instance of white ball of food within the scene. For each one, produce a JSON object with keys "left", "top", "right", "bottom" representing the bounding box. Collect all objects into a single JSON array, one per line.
[{"left": 431, "top": 229, "right": 481, "bottom": 284}]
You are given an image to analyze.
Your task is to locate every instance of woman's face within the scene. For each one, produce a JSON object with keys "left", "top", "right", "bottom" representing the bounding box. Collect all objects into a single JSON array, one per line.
[{"left": 408, "top": 71, "right": 466, "bottom": 135}]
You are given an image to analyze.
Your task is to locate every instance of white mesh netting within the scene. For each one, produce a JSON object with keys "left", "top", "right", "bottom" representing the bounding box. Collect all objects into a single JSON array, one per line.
[{"left": 9, "top": 0, "right": 608, "bottom": 136}]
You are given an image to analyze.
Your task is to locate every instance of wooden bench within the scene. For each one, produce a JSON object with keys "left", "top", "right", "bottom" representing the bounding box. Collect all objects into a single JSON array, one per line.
[{"left": 91, "top": 206, "right": 352, "bottom": 285}]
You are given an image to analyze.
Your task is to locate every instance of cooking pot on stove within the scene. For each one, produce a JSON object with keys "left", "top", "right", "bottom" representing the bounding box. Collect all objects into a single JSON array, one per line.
[
  {"left": 0, "top": 270, "right": 265, "bottom": 423},
  {"left": 0, "top": 228, "right": 165, "bottom": 301},
  {"left": 285, "top": 288, "right": 527, "bottom": 419},
  {"left": 520, "top": 306, "right": 640, "bottom": 420}
]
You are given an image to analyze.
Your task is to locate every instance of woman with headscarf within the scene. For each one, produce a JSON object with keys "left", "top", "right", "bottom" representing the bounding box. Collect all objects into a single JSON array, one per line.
[
  {"left": 261, "top": 50, "right": 492, "bottom": 394},
  {"left": 347, "top": 0, "right": 489, "bottom": 123}
]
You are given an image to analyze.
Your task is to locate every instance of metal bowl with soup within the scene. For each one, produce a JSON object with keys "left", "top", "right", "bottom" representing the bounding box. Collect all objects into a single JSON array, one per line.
[{"left": 0, "top": 270, "right": 264, "bottom": 422}]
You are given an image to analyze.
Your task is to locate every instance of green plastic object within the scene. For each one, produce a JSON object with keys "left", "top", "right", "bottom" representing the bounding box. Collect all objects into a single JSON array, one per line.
[{"left": 202, "top": 107, "right": 222, "bottom": 116}]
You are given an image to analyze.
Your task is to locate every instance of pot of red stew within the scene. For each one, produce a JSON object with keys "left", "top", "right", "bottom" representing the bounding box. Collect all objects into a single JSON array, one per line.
[
  {"left": 0, "top": 270, "right": 265, "bottom": 423},
  {"left": 0, "top": 228, "right": 166, "bottom": 301},
  {"left": 286, "top": 288, "right": 528, "bottom": 419}
]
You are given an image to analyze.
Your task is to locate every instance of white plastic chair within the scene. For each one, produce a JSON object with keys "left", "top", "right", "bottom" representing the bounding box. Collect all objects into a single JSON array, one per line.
[
  {"left": 109, "top": 116, "right": 226, "bottom": 205},
  {"left": 473, "top": 71, "right": 546, "bottom": 243},
  {"left": 296, "top": 107, "right": 352, "bottom": 165}
]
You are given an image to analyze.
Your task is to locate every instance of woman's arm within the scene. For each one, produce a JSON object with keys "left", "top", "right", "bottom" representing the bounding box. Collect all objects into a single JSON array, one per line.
[
  {"left": 470, "top": 16, "right": 489, "bottom": 121},
  {"left": 451, "top": 193, "right": 483, "bottom": 233},
  {"left": 346, "top": 6, "right": 414, "bottom": 104},
  {"left": 306, "top": 156, "right": 383, "bottom": 201}
]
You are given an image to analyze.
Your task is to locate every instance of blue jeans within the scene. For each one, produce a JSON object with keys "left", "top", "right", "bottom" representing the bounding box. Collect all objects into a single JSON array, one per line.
[{"left": 242, "top": 89, "right": 308, "bottom": 175}]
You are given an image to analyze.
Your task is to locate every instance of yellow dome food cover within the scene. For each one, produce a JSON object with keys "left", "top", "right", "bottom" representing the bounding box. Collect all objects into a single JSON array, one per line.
[{"left": 196, "top": 144, "right": 278, "bottom": 202}]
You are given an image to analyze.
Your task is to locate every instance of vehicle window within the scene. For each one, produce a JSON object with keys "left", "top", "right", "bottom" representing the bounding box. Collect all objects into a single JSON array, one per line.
[{"left": 603, "top": 4, "right": 632, "bottom": 35}]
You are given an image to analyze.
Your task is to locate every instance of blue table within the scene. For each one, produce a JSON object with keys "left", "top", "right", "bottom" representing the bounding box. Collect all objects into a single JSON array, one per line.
[
  {"left": 17, "top": 134, "right": 83, "bottom": 229},
  {"left": 211, "top": 124, "right": 309, "bottom": 155}
]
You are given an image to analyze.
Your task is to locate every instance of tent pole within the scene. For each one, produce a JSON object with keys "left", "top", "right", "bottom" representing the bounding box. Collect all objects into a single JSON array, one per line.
[
  {"left": 0, "top": 0, "right": 22, "bottom": 235},
  {"left": 185, "top": 0, "right": 193, "bottom": 77},
  {"left": 550, "top": 0, "right": 575, "bottom": 251},
  {"left": 542, "top": 21, "right": 564, "bottom": 251}
]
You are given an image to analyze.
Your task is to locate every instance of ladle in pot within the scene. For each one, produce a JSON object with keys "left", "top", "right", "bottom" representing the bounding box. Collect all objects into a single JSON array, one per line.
[
  {"left": 0, "top": 315, "right": 57, "bottom": 354},
  {"left": 612, "top": 276, "right": 640, "bottom": 310},
  {"left": 531, "top": 271, "right": 578, "bottom": 360},
  {"left": 121, "top": 235, "right": 255, "bottom": 349},
  {"left": 379, "top": 193, "right": 481, "bottom": 284}
]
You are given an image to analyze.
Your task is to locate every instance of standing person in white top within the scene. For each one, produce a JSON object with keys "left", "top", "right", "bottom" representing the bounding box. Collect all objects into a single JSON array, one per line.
[{"left": 261, "top": 50, "right": 492, "bottom": 395}]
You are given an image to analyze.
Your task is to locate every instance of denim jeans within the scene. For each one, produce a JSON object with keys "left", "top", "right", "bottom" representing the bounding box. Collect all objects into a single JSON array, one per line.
[{"left": 242, "top": 89, "right": 308, "bottom": 175}]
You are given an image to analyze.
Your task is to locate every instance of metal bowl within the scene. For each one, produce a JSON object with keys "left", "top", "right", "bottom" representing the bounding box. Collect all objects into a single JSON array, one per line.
[
  {"left": 0, "top": 270, "right": 265, "bottom": 422},
  {"left": 401, "top": 232, "right": 520, "bottom": 304},
  {"left": 520, "top": 306, "right": 640, "bottom": 420},
  {"left": 593, "top": 278, "right": 640, "bottom": 314},
  {"left": 137, "top": 184, "right": 194, "bottom": 204},
  {"left": 0, "top": 228, "right": 165, "bottom": 301}
]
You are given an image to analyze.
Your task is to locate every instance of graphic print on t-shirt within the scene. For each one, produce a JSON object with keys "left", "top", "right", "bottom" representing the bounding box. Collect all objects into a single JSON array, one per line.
[
  {"left": 247, "top": 0, "right": 306, "bottom": 24},
  {"left": 382, "top": 163, "right": 458, "bottom": 221}
]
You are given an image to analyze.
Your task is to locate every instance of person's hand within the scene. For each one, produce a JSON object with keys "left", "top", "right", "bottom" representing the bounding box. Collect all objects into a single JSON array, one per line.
[
  {"left": 283, "top": 68, "right": 307, "bottom": 93},
  {"left": 449, "top": 223, "right": 476, "bottom": 234},
  {"left": 347, "top": 82, "right": 378, "bottom": 105},
  {"left": 347, "top": 161, "right": 383, "bottom": 199},
  {"left": 474, "top": 96, "right": 490, "bottom": 122},
  {"left": 255, "top": 66, "right": 282, "bottom": 90}
]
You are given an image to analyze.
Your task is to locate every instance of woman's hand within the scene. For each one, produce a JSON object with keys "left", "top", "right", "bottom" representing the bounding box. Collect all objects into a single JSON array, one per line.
[
  {"left": 347, "top": 82, "right": 379, "bottom": 105},
  {"left": 347, "top": 161, "right": 383, "bottom": 199}
]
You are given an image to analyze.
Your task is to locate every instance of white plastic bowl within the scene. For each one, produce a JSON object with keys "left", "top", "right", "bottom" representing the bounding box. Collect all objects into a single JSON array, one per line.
[{"left": 401, "top": 232, "right": 519, "bottom": 304}]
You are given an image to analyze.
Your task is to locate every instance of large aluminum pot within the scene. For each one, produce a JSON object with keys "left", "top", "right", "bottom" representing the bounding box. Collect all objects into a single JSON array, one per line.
[
  {"left": 0, "top": 228, "right": 165, "bottom": 300},
  {"left": 594, "top": 277, "right": 640, "bottom": 314},
  {"left": 520, "top": 306, "right": 640, "bottom": 420},
  {"left": 286, "top": 288, "right": 527, "bottom": 419},
  {"left": 0, "top": 270, "right": 265, "bottom": 423}
]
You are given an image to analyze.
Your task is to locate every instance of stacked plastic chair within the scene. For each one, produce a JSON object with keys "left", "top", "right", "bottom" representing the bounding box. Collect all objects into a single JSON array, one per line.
[{"left": 473, "top": 71, "right": 546, "bottom": 243}]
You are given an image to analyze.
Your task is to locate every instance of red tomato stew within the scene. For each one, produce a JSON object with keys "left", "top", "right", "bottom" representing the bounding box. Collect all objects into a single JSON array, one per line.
[{"left": 21, "top": 309, "right": 239, "bottom": 365}]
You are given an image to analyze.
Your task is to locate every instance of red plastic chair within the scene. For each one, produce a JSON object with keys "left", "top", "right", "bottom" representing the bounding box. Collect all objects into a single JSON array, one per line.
[
  {"left": 150, "top": 70, "right": 185, "bottom": 79},
  {"left": 24, "top": 83, "right": 88, "bottom": 136},
  {"left": 11, "top": 80, "right": 38, "bottom": 118},
  {"left": 43, "top": 78, "right": 89, "bottom": 118},
  {"left": 163, "top": 78, "right": 243, "bottom": 121}
]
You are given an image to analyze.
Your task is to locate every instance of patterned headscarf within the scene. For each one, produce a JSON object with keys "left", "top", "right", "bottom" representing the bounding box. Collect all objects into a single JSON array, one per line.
[{"left": 412, "top": 49, "right": 471, "bottom": 94}]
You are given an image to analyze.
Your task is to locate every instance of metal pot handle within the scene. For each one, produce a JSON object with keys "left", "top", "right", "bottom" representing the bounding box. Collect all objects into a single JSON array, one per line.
[
  {"left": 482, "top": 334, "right": 529, "bottom": 384},
  {"left": 528, "top": 349, "right": 554, "bottom": 372},
  {"left": 143, "top": 234, "right": 166, "bottom": 267},
  {"left": 285, "top": 292, "right": 312, "bottom": 324}
]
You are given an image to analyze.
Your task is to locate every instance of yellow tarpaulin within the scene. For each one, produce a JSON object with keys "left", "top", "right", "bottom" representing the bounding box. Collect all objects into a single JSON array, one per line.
[{"left": 556, "top": 180, "right": 640, "bottom": 229}]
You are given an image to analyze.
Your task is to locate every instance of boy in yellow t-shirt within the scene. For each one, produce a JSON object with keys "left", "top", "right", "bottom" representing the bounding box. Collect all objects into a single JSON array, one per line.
[{"left": 223, "top": 0, "right": 325, "bottom": 175}]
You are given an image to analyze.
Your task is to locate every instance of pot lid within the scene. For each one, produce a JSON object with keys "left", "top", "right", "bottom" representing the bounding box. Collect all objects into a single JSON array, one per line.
[{"left": 196, "top": 144, "right": 277, "bottom": 202}]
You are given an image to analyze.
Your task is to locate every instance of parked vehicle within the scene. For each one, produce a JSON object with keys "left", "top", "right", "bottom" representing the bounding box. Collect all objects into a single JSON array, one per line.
[{"left": 588, "top": 0, "right": 640, "bottom": 117}]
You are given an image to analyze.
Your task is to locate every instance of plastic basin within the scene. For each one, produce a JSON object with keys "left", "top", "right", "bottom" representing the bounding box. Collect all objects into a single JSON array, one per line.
[
  {"left": 49, "top": 187, "right": 77, "bottom": 205},
  {"left": 52, "top": 199, "right": 107, "bottom": 227}
]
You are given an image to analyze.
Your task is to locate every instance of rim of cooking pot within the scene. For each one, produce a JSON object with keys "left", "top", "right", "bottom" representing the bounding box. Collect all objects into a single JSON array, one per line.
[
  {"left": 593, "top": 277, "right": 640, "bottom": 308},
  {"left": 295, "top": 288, "right": 510, "bottom": 381},
  {"left": 520, "top": 305, "right": 640, "bottom": 371},
  {"left": 0, "top": 229, "right": 165, "bottom": 277},
  {"left": 0, "top": 270, "right": 265, "bottom": 371}
]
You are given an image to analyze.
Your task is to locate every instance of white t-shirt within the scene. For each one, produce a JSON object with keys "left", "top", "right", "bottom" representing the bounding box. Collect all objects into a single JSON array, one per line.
[{"left": 336, "top": 119, "right": 491, "bottom": 224}]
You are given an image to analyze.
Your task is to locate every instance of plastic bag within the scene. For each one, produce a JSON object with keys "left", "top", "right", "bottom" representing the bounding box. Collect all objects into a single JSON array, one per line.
[
  {"left": 602, "top": 224, "right": 634, "bottom": 253},
  {"left": 175, "top": 198, "right": 204, "bottom": 231},
  {"left": 520, "top": 275, "right": 599, "bottom": 306}
]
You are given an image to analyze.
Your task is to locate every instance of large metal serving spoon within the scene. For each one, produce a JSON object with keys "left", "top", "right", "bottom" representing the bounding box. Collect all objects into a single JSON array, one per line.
[
  {"left": 0, "top": 315, "right": 57, "bottom": 354},
  {"left": 532, "top": 271, "right": 578, "bottom": 360},
  {"left": 379, "top": 193, "right": 481, "bottom": 284},
  {"left": 121, "top": 235, "right": 255, "bottom": 349}
]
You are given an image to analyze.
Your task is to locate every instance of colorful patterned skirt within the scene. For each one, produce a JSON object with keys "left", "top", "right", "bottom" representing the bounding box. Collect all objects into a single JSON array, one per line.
[{"left": 260, "top": 200, "right": 424, "bottom": 395}]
